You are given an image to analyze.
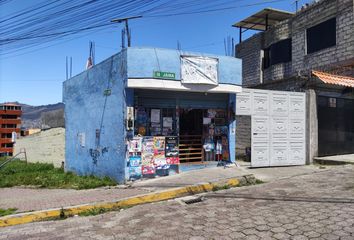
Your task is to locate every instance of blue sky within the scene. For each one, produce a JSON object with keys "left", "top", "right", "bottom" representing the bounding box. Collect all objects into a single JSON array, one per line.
[{"left": 0, "top": 0, "right": 306, "bottom": 106}]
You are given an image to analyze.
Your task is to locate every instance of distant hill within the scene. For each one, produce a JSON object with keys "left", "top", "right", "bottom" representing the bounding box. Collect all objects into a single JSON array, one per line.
[{"left": 3, "top": 102, "right": 65, "bottom": 129}]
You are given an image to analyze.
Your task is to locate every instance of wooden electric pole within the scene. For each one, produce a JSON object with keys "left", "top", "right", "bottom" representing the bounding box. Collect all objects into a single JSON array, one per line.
[{"left": 111, "top": 15, "right": 142, "bottom": 48}]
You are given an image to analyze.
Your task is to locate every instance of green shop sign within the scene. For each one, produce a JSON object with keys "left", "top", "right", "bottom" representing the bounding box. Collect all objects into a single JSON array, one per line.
[{"left": 153, "top": 71, "right": 176, "bottom": 79}]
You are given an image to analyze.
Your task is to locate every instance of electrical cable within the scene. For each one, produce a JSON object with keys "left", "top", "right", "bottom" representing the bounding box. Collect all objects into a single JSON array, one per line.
[{"left": 0, "top": 0, "right": 289, "bottom": 57}]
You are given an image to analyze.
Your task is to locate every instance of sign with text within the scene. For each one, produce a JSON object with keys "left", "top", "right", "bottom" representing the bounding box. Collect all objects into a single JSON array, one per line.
[{"left": 153, "top": 71, "right": 176, "bottom": 79}]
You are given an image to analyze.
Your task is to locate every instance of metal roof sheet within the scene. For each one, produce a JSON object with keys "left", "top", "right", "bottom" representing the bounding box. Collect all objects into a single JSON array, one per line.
[
  {"left": 312, "top": 70, "right": 354, "bottom": 88},
  {"left": 232, "top": 8, "right": 294, "bottom": 31}
]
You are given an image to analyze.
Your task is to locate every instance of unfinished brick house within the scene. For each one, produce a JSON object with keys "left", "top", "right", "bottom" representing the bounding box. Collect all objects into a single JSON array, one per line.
[{"left": 233, "top": 0, "right": 354, "bottom": 161}]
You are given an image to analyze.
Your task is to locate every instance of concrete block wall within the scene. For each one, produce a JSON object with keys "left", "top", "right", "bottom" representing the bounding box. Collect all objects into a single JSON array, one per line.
[
  {"left": 263, "top": 19, "right": 293, "bottom": 82},
  {"left": 236, "top": 0, "right": 354, "bottom": 86},
  {"left": 263, "top": 62, "right": 292, "bottom": 82},
  {"left": 14, "top": 128, "right": 65, "bottom": 168},
  {"left": 264, "top": 19, "right": 291, "bottom": 47},
  {"left": 235, "top": 34, "right": 263, "bottom": 86},
  {"left": 292, "top": 0, "right": 354, "bottom": 73},
  {"left": 235, "top": 115, "right": 251, "bottom": 158}
]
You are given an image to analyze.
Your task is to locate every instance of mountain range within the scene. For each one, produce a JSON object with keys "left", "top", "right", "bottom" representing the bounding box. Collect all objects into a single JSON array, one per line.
[{"left": 2, "top": 102, "right": 65, "bottom": 129}]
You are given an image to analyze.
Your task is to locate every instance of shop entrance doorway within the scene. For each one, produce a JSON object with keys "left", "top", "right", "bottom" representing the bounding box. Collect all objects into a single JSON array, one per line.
[
  {"left": 179, "top": 109, "right": 203, "bottom": 163},
  {"left": 179, "top": 109, "right": 203, "bottom": 135}
]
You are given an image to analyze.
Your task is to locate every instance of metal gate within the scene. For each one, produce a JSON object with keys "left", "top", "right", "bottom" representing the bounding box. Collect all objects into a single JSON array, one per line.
[
  {"left": 318, "top": 96, "right": 354, "bottom": 156},
  {"left": 237, "top": 89, "right": 306, "bottom": 167}
]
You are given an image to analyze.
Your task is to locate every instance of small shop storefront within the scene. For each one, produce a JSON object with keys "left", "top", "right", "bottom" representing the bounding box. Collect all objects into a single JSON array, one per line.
[
  {"left": 63, "top": 47, "right": 242, "bottom": 183},
  {"left": 127, "top": 89, "right": 235, "bottom": 179}
]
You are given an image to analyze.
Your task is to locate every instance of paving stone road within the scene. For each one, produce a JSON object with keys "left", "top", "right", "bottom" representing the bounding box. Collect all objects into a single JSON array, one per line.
[{"left": 1, "top": 165, "right": 354, "bottom": 240}]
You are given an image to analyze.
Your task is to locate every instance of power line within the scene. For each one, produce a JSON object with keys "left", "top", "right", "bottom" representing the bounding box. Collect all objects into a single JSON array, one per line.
[
  {"left": 0, "top": 0, "right": 289, "bottom": 57},
  {"left": 144, "top": 0, "right": 287, "bottom": 17}
]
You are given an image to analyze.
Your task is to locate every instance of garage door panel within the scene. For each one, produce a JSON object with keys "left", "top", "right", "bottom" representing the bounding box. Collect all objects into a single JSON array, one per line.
[
  {"left": 289, "top": 94, "right": 305, "bottom": 118},
  {"left": 236, "top": 91, "right": 252, "bottom": 115},
  {"left": 244, "top": 89, "right": 306, "bottom": 168},
  {"left": 289, "top": 141, "right": 306, "bottom": 165},
  {"left": 271, "top": 117, "right": 288, "bottom": 140},
  {"left": 253, "top": 91, "right": 269, "bottom": 115},
  {"left": 271, "top": 92, "right": 288, "bottom": 116},
  {"left": 289, "top": 118, "right": 305, "bottom": 140},
  {"left": 270, "top": 142, "right": 288, "bottom": 166},
  {"left": 251, "top": 143, "right": 270, "bottom": 167}
]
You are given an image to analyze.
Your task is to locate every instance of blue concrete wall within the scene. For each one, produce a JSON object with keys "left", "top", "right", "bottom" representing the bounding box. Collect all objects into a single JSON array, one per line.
[
  {"left": 228, "top": 93, "right": 236, "bottom": 163},
  {"left": 63, "top": 50, "right": 128, "bottom": 183},
  {"left": 127, "top": 47, "right": 242, "bottom": 86}
]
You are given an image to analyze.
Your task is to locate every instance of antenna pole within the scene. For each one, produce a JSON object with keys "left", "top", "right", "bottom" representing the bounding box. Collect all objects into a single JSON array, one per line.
[
  {"left": 70, "top": 57, "right": 72, "bottom": 78},
  {"left": 125, "top": 20, "right": 131, "bottom": 47},
  {"left": 66, "top": 56, "right": 68, "bottom": 80},
  {"left": 296, "top": 0, "right": 298, "bottom": 12}
]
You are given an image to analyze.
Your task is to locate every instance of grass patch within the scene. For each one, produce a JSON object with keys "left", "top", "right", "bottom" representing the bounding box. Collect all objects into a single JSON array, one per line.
[
  {"left": 78, "top": 205, "right": 131, "bottom": 217},
  {"left": 255, "top": 179, "right": 264, "bottom": 184},
  {"left": 0, "top": 208, "right": 17, "bottom": 217},
  {"left": 78, "top": 207, "right": 112, "bottom": 216},
  {"left": 212, "top": 184, "right": 231, "bottom": 191},
  {"left": 0, "top": 159, "right": 117, "bottom": 189}
]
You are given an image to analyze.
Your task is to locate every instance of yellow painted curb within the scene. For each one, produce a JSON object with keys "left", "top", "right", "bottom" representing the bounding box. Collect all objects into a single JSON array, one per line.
[{"left": 0, "top": 177, "right": 243, "bottom": 228}]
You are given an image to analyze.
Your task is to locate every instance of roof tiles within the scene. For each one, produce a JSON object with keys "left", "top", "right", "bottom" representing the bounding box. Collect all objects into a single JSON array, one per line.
[{"left": 312, "top": 70, "right": 354, "bottom": 88}]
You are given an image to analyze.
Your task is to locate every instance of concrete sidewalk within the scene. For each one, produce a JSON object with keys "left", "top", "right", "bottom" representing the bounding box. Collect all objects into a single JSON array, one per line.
[
  {"left": 0, "top": 187, "right": 148, "bottom": 213},
  {"left": 0, "top": 162, "right": 331, "bottom": 215},
  {"left": 236, "top": 160, "right": 331, "bottom": 182},
  {"left": 314, "top": 154, "right": 354, "bottom": 165},
  {"left": 0, "top": 165, "right": 248, "bottom": 214}
]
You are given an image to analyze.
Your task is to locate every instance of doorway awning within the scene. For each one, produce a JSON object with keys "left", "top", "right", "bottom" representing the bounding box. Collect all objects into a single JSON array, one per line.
[
  {"left": 312, "top": 70, "right": 354, "bottom": 88},
  {"left": 127, "top": 78, "right": 242, "bottom": 93}
]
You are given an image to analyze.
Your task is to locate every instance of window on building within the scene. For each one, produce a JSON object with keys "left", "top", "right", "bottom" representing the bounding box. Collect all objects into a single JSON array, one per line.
[
  {"left": 306, "top": 17, "right": 336, "bottom": 54},
  {"left": 1, "top": 124, "right": 17, "bottom": 128},
  {"left": 1, "top": 133, "right": 12, "bottom": 138},
  {"left": 2, "top": 115, "right": 17, "bottom": 119},
  {"left": 262, "top": 38, "right": 292, "bottom": 69},
  {"left": 270, "top": 38, "right": 292, "bottom": 65}
]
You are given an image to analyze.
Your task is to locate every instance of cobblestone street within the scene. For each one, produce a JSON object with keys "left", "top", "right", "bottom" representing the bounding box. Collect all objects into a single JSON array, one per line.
[{"left": 1, "top": 165, "right": 354, "bottom": 240}]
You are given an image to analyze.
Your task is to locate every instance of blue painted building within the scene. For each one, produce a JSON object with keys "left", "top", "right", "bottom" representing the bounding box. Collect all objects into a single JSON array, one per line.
[{"left": 63, "top": 47, "right": 242, "bottom": 183}]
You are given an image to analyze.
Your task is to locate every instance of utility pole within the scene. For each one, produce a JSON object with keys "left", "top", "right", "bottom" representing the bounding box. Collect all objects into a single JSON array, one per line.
[{"left": 111, "top": 15, "right": 142, "bottom": 48}]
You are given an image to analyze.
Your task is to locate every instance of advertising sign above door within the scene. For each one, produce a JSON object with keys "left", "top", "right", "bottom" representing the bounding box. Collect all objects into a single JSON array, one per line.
[{"left": 181, "top": 56, "right": 218, "bottom": 85}]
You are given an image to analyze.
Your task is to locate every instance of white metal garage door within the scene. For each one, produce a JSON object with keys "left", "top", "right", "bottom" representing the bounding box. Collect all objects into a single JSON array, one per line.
[{"left": 236, "top": 89, "right": 306, "bottom": 167}]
